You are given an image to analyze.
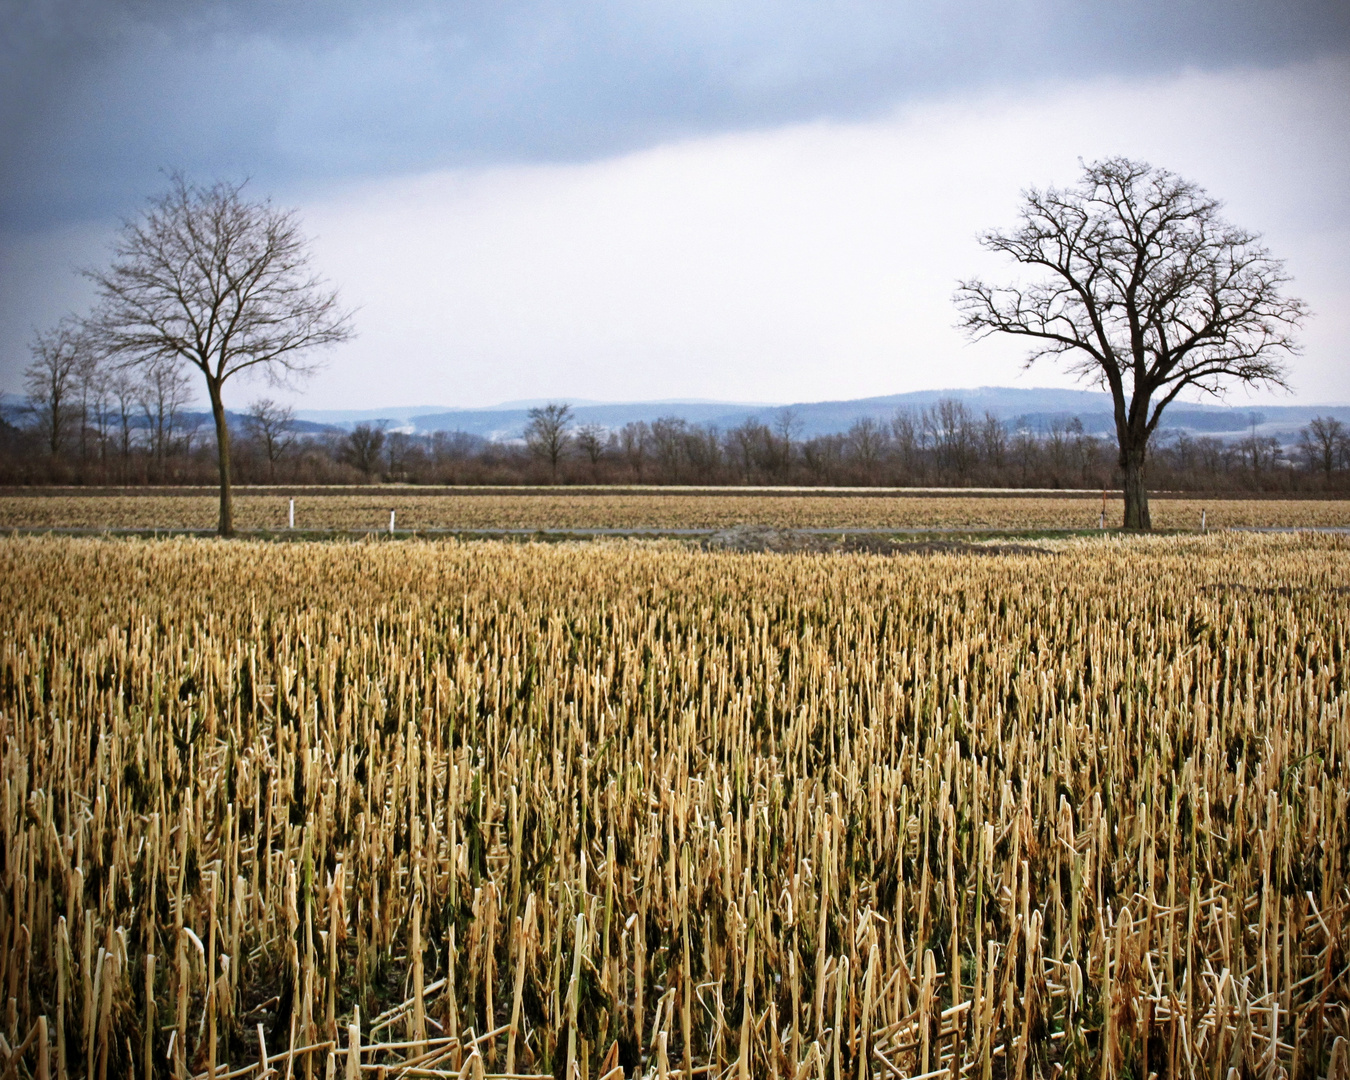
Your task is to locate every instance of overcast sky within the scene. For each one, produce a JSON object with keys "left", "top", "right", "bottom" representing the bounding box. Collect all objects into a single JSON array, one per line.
[{"left": 2, "top": 0, "right": 1348, "bottom": 409}]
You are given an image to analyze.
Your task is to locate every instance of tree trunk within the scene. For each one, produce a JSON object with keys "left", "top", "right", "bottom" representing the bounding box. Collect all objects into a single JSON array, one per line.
[
  {"left": 208, "top": 381, "right": 235, "bottom": 537},
  {"left": 1121, "top": 445, "right": 1151, "bottom": 530},
  {"left": 48, "top": 392, "right": 63, "bottom": 459}
]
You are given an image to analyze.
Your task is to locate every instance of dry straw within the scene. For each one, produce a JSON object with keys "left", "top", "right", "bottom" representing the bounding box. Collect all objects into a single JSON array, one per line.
[
  {"left": 5, "top": 492, "right": 1350, "bottom": 532},
  {"left": 0, "top": 532, "right": 1347, "bottom": 1078}
]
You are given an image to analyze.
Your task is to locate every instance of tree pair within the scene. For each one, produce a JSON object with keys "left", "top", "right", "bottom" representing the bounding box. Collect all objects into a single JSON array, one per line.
[{"left": 46, "top": 157, "right": 1307, "bottom": 532}]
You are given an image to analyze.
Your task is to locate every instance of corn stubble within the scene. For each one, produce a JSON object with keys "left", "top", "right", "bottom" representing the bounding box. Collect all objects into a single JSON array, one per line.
[
  {"left": 5, "top": 493, "right": 1350, "bottom": 532},
  {"left": 1, "top": 534, "right": 1348, "bottom": 1079}
]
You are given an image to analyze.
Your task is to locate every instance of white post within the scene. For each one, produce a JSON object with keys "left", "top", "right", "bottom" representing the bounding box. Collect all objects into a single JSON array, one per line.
[
  {"left": 389, "top": 509, "right": 396, "bottom": 534},
  {"left": 346, "top": 1007, "right": 360, "bottom": 1080},
  {"left": 1099, "top": 508, "right": 1105, "bottom": 530},
  {"left": 1201, "top": 508, "right": 1207, "bottom": 533},
  {"left": 289, "top": 498, "right": 295, "bottom": 529}
]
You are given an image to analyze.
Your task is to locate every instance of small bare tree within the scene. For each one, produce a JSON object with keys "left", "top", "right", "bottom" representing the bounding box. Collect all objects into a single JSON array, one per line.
[
  {"left": 74, "top": 349, "right": 110, "bottom": 464},
  {"left": 138, "top": 355, "right": 194, "bottom": 477},
  {"left": 890, "top": 410, "right": 923, "bottom": 479},
  {"left": 245, "top": 398, "right": 297, "bottom": 481},
  {"left": 979, "top": 412, "right": 1008, "bottom": 471},
  {"left": 108, "top": 367, "right": 141, "bottom": 473},
  {"left": 85, "top": 175, "right": 353, "bottom": 534},
  {"left": 23, "top": 320, "right": 85, "bottom": 459},
  {"left": 957, "top": 157, "right": 1306, "bottom": 528},
  {"left": 619, "top": 421, "right": 650, "bottom": 480},
  {"left": 845, "top": 417, "right": 887, "bottom": 483},
  {"left": 341, "top": 423, "right": 386, "bottom": 480},
  {"left": 772, "top": 408, "right": 801, "bottom": 479},
  {"left": 925, "top": 398, "right": 977, "bottom": 480},
  {"left": 525, "top": 402, "right": 573, "bottom": 481},
  {"left": 1298, "top": 416, "right": 1347, "bottom": 478},
  {"left": 574, "top": 423, "right": 607, "bottom": 479}
]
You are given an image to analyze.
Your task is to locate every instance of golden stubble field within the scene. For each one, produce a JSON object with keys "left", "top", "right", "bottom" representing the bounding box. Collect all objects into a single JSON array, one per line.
[
  {"left": 1, "top": 533, "right": 1347, "bottom": 1079},
  {"left": 3, "top": 491, "right": 1350, "bottom": 531}
]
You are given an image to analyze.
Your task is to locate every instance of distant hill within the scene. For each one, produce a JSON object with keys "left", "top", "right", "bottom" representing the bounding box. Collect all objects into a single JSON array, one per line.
[
  {"left": 297, "top": 387, "right": 1350, "bottom": 444},
  {"left": 4, "top": 387, "right": 1344, "bottom": 444},
  {"left": 0, "top": 402, "right": 337, "bottom": 436}
]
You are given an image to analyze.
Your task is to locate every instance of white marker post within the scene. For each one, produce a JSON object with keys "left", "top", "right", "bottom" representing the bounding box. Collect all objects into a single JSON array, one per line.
[
  {"left": 1201, "top": 508, "right": 1207, "bottom": 534},
  {"left": 289, "top": 499, "right": 295, "bottom": 529},
  {"left": 389, "top": 509, "right": 396, "bottom": 534}
]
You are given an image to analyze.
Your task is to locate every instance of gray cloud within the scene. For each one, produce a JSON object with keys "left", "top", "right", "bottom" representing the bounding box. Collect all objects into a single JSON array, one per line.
[{"left": 3, "top": 0, "right": 1349, "bottom": 230}]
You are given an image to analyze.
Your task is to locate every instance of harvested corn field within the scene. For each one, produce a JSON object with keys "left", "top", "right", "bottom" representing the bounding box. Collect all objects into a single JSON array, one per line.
[
  {"left": 1, "top": 534, "right": 1348, "bottom": 1078},
  {"left": 3, "top": 491, "right": 1350, "bottom": 531}
]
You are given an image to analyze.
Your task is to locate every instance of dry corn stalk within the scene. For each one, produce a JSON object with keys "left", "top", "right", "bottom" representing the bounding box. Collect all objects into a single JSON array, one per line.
[{"left": 0, "top": 533, "right": 1347, "bottom": 1077}]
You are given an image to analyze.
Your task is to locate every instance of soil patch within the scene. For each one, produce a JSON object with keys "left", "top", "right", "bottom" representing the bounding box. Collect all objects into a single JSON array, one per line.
[{"left": 701, "top": 525, "right": 1051, "bottom": 556}]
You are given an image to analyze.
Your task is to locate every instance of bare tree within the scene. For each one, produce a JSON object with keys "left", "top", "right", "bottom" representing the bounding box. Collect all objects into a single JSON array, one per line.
[
  {"left": 245, "top": 398, "right": 297, "bottom": 481},
  {"left": 1298, "top": 416, "right": 1346, "bottom": 478},
  {"left": 650, "top": 416, "right": 688, "bottom": 481},
  {"left": 1012, "top": 424, "right": 1038, "bottom": 486},
  {"left": 385, "top": 430, "right": 423, "bottom": 480},
  {"left": 956, "top": 157, "right": 1306, "bottom": 528},
  {"left": 979, "top": 412, "right": 1007, "bottom": 471},
  {"left": 1042, "top": 419, "right": 1072, "bottom": 483},
  {"left": 619, "top": 421, "right": 649, "bottom": 480},
  {"left": 73, "top": 349, "right": 109, "bottom": 464},
  {"left": 926, "top": 398, "right": 976, "bottom": 480},
  {"left": 23, "top": 320, "right": 85, "bottom": 459},
  {"left": 574, "top": 423, "right": 607, "bottom": 478},
  {"left": 845, "top": 417, "right": 887, "bottom": 483},
  {"left": 1067, "top": 418, "right": 1107, "bottom": 486},
  {"left": 800, "top": 433, "right": 844, "bottom": 483},
  {"left": 772, "top": 408, "right": 801, "bottom": 479},
  {"left": 1165, "top": 430, "right": 1196, "bottom": 475},
  {"left": 890, "top": 410, "right": 923, "bottom": 479},
  {"left": 1234, "top": 413, "right": 1283, "bottom": 480},
  {"left": 728, "top": 418, "right": 769, "bottom": 482},
  {"left": 179, "top": 411, "right": 208, "bottom": 459},
  {"left": 525, "top": 403, "right": 573, "bottom": 481},
  {"left": 341, "top": 423, "right": 387, "bottom": 479},
  {"left": 108, "top": 367, "right": 141, "bottom": 474},
  {"left": 138, "top": 355, "right": 194, "bottom": 478},
  {"left": 683, "top": 423, "right": 723, "bottom": 482},
  {"left": 1194, "top": 436, "right": 1227, "bottom": 479},
  {"left": 84, "top": 175, "right": 353, "bottom": 534},
  {"left": 430, "top": 430, "right": 483, "bottom": 483}
]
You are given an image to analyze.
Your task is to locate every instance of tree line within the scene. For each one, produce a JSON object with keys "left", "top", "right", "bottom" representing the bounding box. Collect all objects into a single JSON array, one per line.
[{"left": 5, "top": 391, "right": 1347, "bottom": 492}]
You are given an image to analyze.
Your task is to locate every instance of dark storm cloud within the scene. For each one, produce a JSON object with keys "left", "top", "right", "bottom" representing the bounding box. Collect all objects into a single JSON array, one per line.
[{"left": 3, "top": 0, "right": 1349, "bottom": 229}]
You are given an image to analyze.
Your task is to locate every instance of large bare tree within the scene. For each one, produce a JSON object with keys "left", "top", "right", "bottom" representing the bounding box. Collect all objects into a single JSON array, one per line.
[
  {"left": 85, "top": 175, "right": 353, "bottom": 535},
  {"left": 956, "top": 157, "right": 1306, "bottom": 528}
]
